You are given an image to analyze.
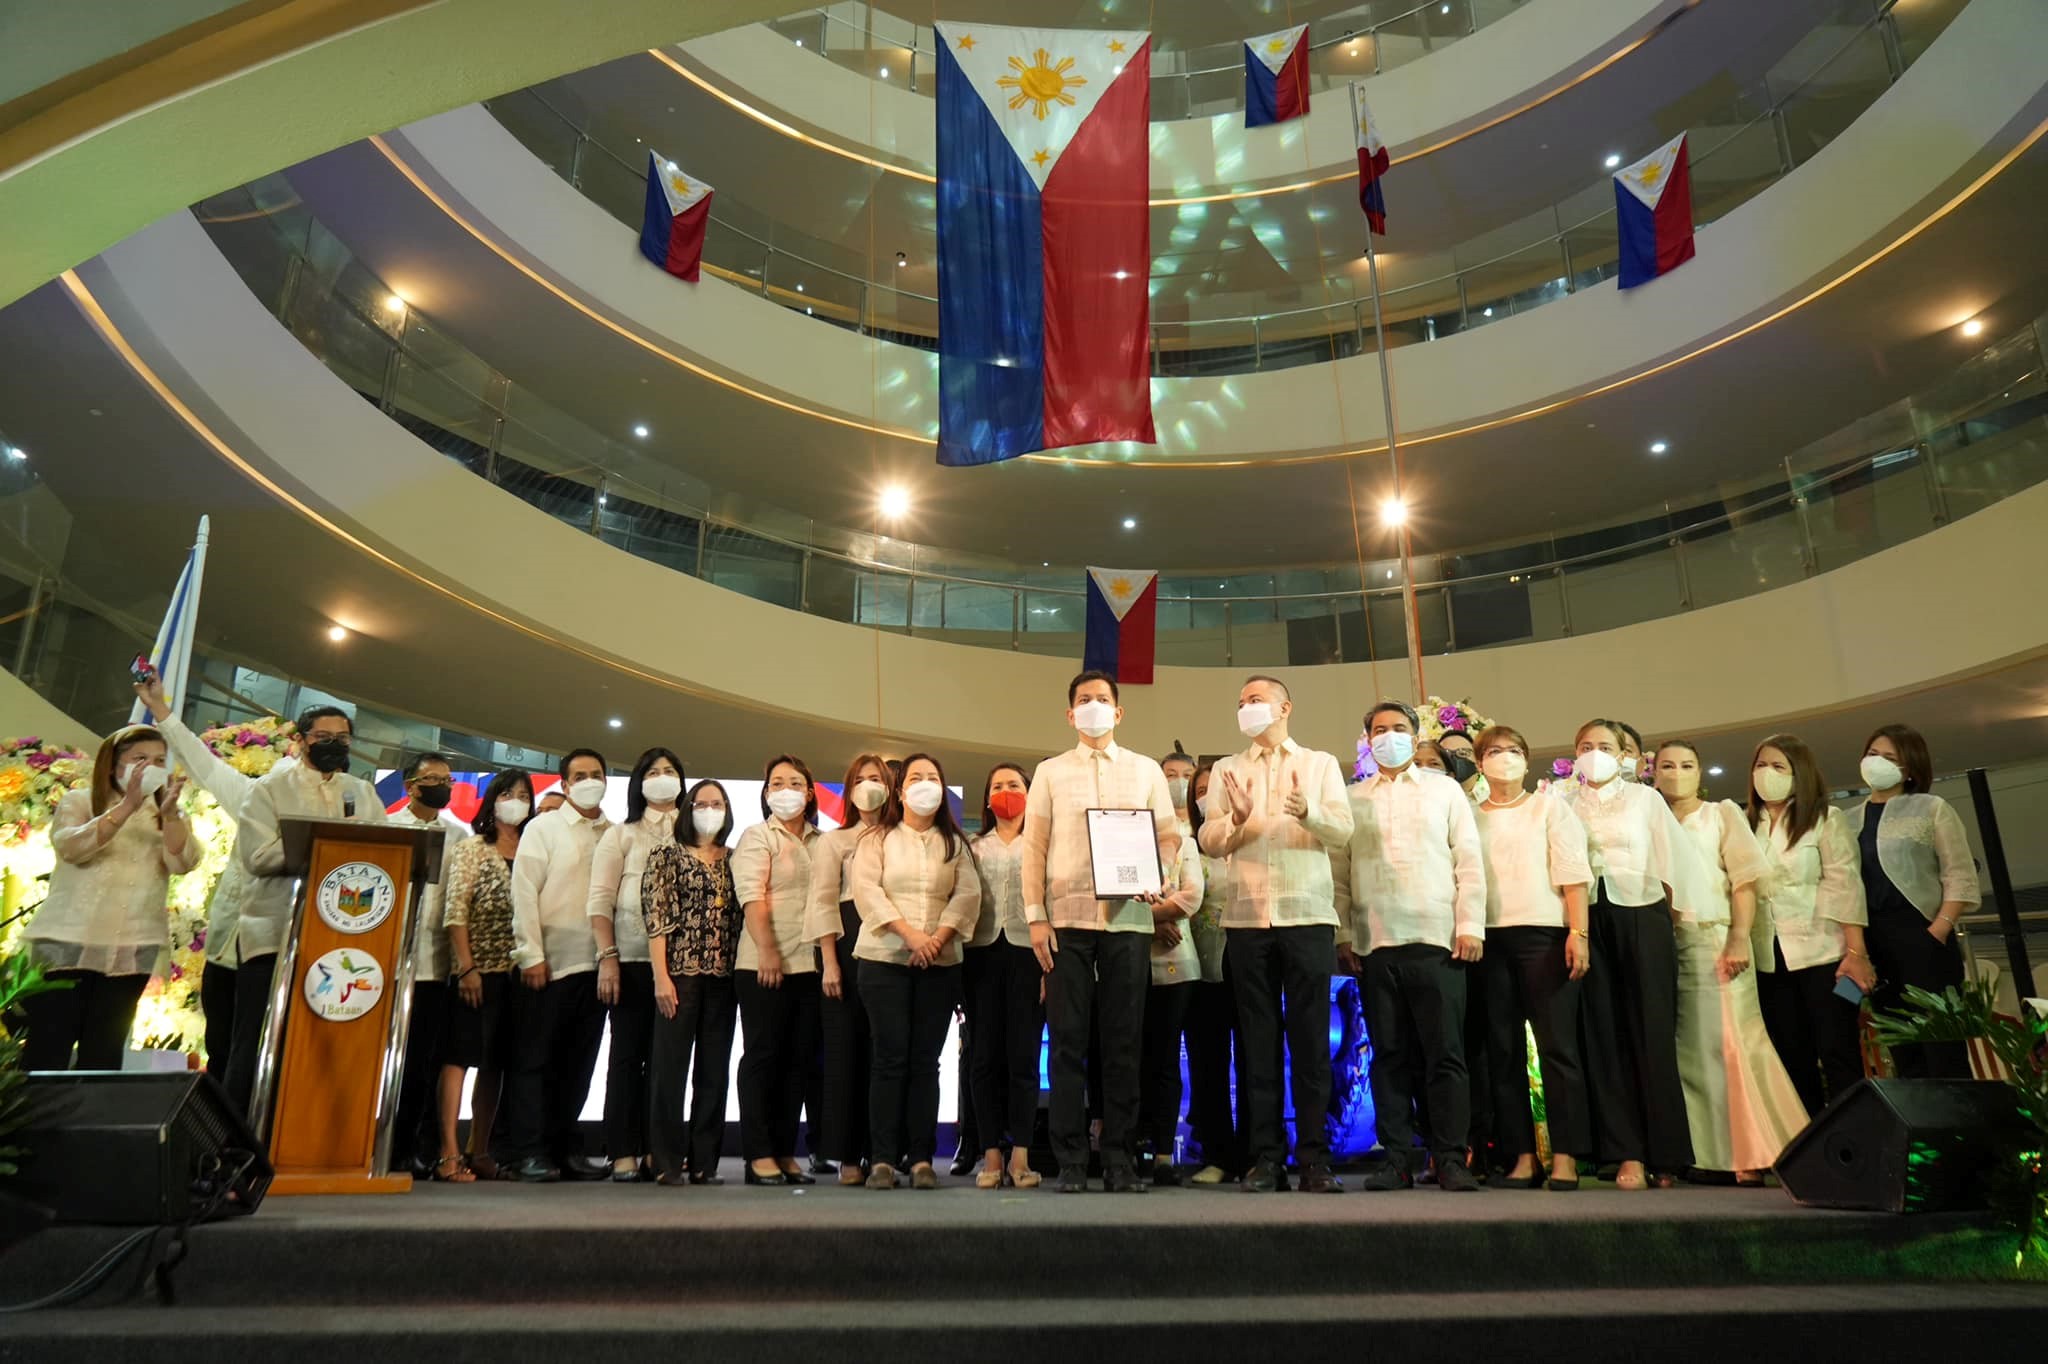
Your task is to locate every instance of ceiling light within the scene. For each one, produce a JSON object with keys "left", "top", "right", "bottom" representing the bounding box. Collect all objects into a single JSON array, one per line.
[
  {"left": 795, "top": 38, "right": 803, "bottom": 47},
  {"left": 1649, "top": 440, "right": 1669, "bottom": 455},
  {"left": 327, "top": 625, "right": 348, "bottom": 642},
  {"left": 895, "top": 252, "right": 907, "bottom": 267},
  {"left": 1122, "top": 517, "right": 1137, "bottom": 530},
  {"left": 1604, "top": 153, "right": 1622, "bottom": 170},
  {"left": 1042, "top": 561, "right": 1050, "bottom": 567},
  {"left": 632, "top": 424, "right": 650, "bottom": 439},
  {"left": 1481, "top": 306, "right": 1493, "bottom": 317},
  {"left": 1379, "top": 498, "right": 1408, "bottom": 528},
  {"left": 609, "top": 717, "right": 624, "bottom": 729},
  {"left": 1113, "top": 270, "right": 1131, "bottom": 280},
  {"left": 383, "top": 293, "right": 406, "bottom": 313},
  {"left": 878, "top": 66, "right": 889, "bottom": 78},
  {"left": 1386, "top": 569, "right": 1395, "bottom": 580},
  {"left": 3, "top": 445, "right": 23, "bottom": 462},
  {"left": 1113, "top": 63, "right": 1123, "bottom": 75},
  {"left": 795, "top": 283, "right": 804, "bottom": 293},
  {"left": 1708, "top": 766, "right": 1724, "bottom": 776},
  {"left": 1441, "top": 3, "right": 1451, "bottom": 11},
  {"left": 805, "top": 307, "right": 813, "bottom": 315},
  {"left": 597, "top": 494, "right": 607, "bottom": 506},
  {"left": 878, "top": 485, "right": 912, "bottom": 519},
  {"left": 665, "top": 161, "right": 677, "bottom": 173},
  {"left": 1961, "top": 318, "right": 1985, "bottom": 338}
]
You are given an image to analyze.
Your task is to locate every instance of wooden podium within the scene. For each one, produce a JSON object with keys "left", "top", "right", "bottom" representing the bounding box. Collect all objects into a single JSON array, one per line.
[{"left": 248, "top": 818, "right": 444, "bottom": 1196}]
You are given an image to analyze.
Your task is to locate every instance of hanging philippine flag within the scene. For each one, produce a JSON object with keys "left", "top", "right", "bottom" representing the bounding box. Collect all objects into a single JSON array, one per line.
[
  {"left": 1614, "top": 133, "right": 1694, "bottom": 289},
  {"left": 639, "top": 151, "right": 714, "bottom": 283},
  {"left": 1244, "top": 24, "right": 1310, "bottom": 127},
  {"left": 1354, "top": 87, "right": 1389, "bottom": 235},
  {"left": 935, "top": 23, "right": 1155, "bottom": 467},
  {"left": 1083, "top": 567, "right": 1158, "bottom": 685}
]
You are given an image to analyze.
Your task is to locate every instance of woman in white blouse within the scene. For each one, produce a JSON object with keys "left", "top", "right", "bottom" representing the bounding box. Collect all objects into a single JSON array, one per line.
[
  {"left": 731, "top": 754, "right": 823, "bottom": 1186},
  {"left": 851, "top": 753, "right": 982, "bottom": 1189},
  {"left": 1566, "top": 719, "right": 1707, "bottom": 1190},
  {"left": 964, "top": 762, "right": 1043, "bottom": 1189},
  {"left": 1472, "top": 725, "right": 1592, "bottom": 1190},
  {"left": 1137, "top": 773, "right": 1206, "bottom": 1187},
  {"left": 806, "top": 752, "right": 893, "bottom": 1186},
  {"left": 20, "top": 726, "right": 195, "bottom": 1070},
  {"left": 1747, "top": 734, "right": 1873, "bottom": 1116},
  {"left": 586, "top": 746, "right": 684, "bottom": 1181},
  {"left": 1653, "top": 740, "right": 1808, "bottom": 1184},
  {"left": 1847, "top": 724, "right": 1981, "bottom": 1078}
]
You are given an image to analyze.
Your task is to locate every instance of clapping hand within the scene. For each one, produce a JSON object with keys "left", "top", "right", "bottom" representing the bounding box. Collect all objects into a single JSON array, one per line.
[
  {"left": 1222, "top": 770, "right": 1254, "bottom": 824},
  {"left": 1281, "top": 772, "right": 1309, "bottom": 821}
]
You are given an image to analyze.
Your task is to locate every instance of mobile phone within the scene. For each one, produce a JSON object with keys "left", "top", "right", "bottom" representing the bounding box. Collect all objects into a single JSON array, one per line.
[
  {"left": 1832, "top": 975, "right": 1865, "bottom": 1006},
  {"left": 130, "top": 654, "right": 158, "bottom": 685}
]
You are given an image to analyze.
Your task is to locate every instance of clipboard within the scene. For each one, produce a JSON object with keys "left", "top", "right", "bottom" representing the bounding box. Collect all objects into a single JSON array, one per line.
[{"left": 1085, "top": 807, "right": 1164, "bottom": 899}]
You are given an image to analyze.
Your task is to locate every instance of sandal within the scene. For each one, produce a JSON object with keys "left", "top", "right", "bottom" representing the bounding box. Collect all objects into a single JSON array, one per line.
[
  {"left": 431, "top": 1155, "right": 475, "bottom": 1183},
  {"left": 1010, "top": 1167, "right": 1042, "bottom": 1189},
  {"left": 975, "top": 1167, "right": 1004, "bottom": 1190}
]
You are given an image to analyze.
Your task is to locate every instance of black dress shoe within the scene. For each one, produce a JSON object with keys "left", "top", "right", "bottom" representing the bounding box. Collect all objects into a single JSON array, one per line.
[
  {"left": 949, "top": 1152, "right": 977, "bottom": 1177},
  {"left": 744, "top": 1167, "right": 788, "bottom": 1187},
  {"left": 1240, "top": 1160, "right": 1287, "bottom": 1193},
  {"left": 559, "top": 1156, "right": 610, "bottom": 1182},
  {"left": 780, "top": 1167, "right": 817, "bottom": 1186},
  {"left": 1437, "top": 1159, "right": 1483, "bottom": 1192},
  {"left": 1298, "top": 1164, "right": 1344, "bottom": 1194},
  {"left": 1055, "top": 1166, "right": 1088, "bottom": 1194},
  {"left": 1358, "top": 1162, "right": 1414, "bottom": 1191},
  {"left": 509, "top": 1157, "right": 561, "bottom": 1183},
  {"left": 1151, "top": 1160, "right": 1183, "bottom": 1188},
  {"left": 688, "top": 1172, "right": 725, "bottom": 1186},
  {"left": 808, "top": 1153, "right": 836, "bottom": 1177},
  {"left": 1102, "top": 1163, "right": 1149, "bottom": 1194},
  {"left": 1493, "top": 1171, "right": 1546, "bottom": 1189}
]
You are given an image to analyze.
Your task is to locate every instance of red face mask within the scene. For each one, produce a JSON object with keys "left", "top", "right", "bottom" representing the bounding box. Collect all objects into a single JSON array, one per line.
[{"left": 989, "top": 789, "right": 1026, "bottom": 822}]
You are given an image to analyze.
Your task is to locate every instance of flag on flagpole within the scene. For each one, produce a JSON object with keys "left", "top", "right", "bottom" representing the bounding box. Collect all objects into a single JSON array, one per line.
[
  {"left": 128, "top": 516, "right": 209, "bottom": 725},
  {"left": 1354, "top": 87, "right": 1389, "bottom": 235},
  {"left": 1244, "top": 24, "right": 1310, "bottom": 127},
  {"left": 1083, "top": 568, "right": 1158, "bottom": 684},
  {"left": 639, "top": 151, "right": 715, "bottom": 283},
  {"left": 935, "top": 23, "right": 1155, "bottom": 466},
  {"left": 1614, "top": 133, "right": 1694, "bottom": 289}
]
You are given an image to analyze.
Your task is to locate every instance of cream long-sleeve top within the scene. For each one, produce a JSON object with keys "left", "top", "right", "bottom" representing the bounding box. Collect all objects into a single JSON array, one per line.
[
  {"left": 968, "top": 829, "right": 1032, "bottom": 950},
  {"left": 1755, "top": 805, "right": 1868, "bottom": 973},
  {"left": 27, "top": 787, "right": 202, "bottom": 975},
  {"left": 1564, "top": 778, "right": 1711, "bottom": 913},
  {"left": 849, "top": 824, "right": 983, "bottom": 968},
  {"left": 1196, "top": 738, "right": 1353, "bottom": 929},
  {"left": 1842, "top": 794, "right": 1981, "bottom": 923},
  {"left": 802, "top": 822, "right": 872, "bottom": 948},
  {"left": 387, "top": 805, "right": 468, "bottom": 981},
  {"left": 730, "top": 818, "right": 819, "bottom": 974},
  {"left": 509, "top": 803, "right": 613, "bottom": 977},
  {"left": 1674, "top": 800, "right": 1770, "bottom": 935},
  {"left": 584, "top": 810, "right": 678, "bottom": 967},
  {"left": 1475, "top": 792, "right": 1593, "bottom": 930},
  {"left": 1149, "top": 826, "right": 1207, "bottom": 986},
  {"left": 235, "top": 760, "right": 386, "bottom": 958},
  {"left": 1332, "top": 766, "right": 1487, "bottom": 952},
  {"left": 1021, "top": 741, "right": 1179, "bottom": 934},
  {"left": 155, "top": 714, "right": 279, "bottom": 967}
]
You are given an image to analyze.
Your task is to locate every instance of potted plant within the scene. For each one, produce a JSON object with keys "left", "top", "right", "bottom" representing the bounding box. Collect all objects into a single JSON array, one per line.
[{"left": 0, "top": 948, "right": 65, "bottom": 1254}]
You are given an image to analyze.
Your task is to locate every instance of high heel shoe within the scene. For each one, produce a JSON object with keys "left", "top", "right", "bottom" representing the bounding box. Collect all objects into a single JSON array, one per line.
[
  {"left": 778, "top": 1166, "right": 817, "bottom": 1186},
  {"left": 744, "top": 1166, "right": 788, "bottom": 1187},
  {"left": 1493, "top": 1171, "right": 1546, "bottom": 1189}
]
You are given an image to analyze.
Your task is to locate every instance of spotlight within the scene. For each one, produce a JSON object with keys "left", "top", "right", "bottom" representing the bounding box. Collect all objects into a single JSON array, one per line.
[
  {"left": 383, "top": 294, "right": 406, "bottom": 313},
  {"left": 878, "top": 485, "right": 912, "bottom": 519},
  {"left": 1379, "top": 498, "right": 1408, "bottom": 528},
  {"left": 327, "top": 625, "right": 348, "bottom": 642},
  {"left": 1961, "top": 318, "right": 1985, "bottom": 338},
  {"left": 1649, "top": 440, "right": 1669, "bottom": 455}
]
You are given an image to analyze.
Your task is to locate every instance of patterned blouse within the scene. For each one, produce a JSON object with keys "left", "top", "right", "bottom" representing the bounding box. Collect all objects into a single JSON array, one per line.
[
  {"left": 641, "top": 844, "right": 742, "bottom": 977},
  {"left": 443, "top": 834, "right": 518, "bottom": 973}
]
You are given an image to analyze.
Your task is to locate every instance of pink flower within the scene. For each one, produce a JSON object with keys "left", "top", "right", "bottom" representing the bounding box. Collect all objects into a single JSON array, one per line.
[
  {"left": 16, "top": 736, "right": 38, "bottom": 750},
  {"left": 24, "top": 752, "right": 52, "bottom": 770},
  {"left": 1437, "top": 705, "right": 1461, "bottom": 728},
  {"left": 1552, "top": 757, "right": 1575, "bottom": 778},
  {"left": 169, "top": 963, "right": 184, "bottom": 982},
  {"left": 237, "top": 729, "right": 261, "bottom": 746},
  {"left": 190, "top": 929, "right": 207, "bottom": 951}
]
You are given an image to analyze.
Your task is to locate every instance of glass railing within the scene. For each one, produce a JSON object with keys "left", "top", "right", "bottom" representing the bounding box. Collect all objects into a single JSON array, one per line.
[
  {"left": 195, "top": 174, "right": 2048, "bottom": 670},
  {"left": 489, "top": 0, "right": 1961, "bottom": 376},
  {"left": 763, "top": 0, "right": 1530, "bottom": 122}
]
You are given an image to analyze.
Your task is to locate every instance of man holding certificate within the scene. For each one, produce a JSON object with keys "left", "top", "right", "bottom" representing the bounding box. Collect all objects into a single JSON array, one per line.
[
  {"left": 1022, "top": 670, "right": 1181, "bottom": 1194},
  {"left": 1198, "top": 675, "right": 1355, "bottom": 1193}
]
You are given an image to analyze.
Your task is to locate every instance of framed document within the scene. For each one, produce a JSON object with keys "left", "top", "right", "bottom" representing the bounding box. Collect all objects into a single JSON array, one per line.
[{"left": 1086, "top": 808, "right": 1164, "bottom": 899}]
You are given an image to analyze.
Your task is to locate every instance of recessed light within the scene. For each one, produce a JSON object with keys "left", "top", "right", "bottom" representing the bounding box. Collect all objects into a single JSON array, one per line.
[
  {"left": 327, "top": 625, "right": 348, "bottom": 642},
  {"left": 1386, "top": 569, "right": 1395, "bottom": 580},
  {"left": 895, "top": 252, "right": 907, "bottom": 267},
  {"left": 3, "top": 445, "right": 23, "bottom": 462},
  {"left": 878, "top": 485, "right": 911, "bottom": 519},
  {"left": 879, "top": 66, "right": 889, "bottom": 78},
  {"left": 1649, "top": 440, "right": 1669, "bottom": 455},
  {"left": 608, "top": 717, "right": 624, "bottom": 729},
  {"left": 1042, "top": 561, "right": 1050, "bottom": 567},
  {"left": 383, "top": 294, "right": 406, "bottom": 313},
  {"left": 597, "top": 494, "right": 607, "bottom": 506},
  {"left": 1113, "top": 63, "right": 1123, "bottom": 75},
  {"left": 632, "top": 424, "right": 650, "bottom": 439},
  {"left": 795, "top": 283, "right": 804, "bottom": 293},
  {"left": 805, "top": 307, "right": 813, "bottom": 315},
  {"left": 1961, "top": 318, "right": 1985, "bottom": 337},
  {"left": 1708, "top": 766, "right": 1724, "bottom": 776},
  {"left": 665, "top": 161, "right": 677, "bottom": 173},
  {"left": 1121, "top": 517, "right": 1137, "bottom": 530},
  {"left": 1113, "top": 270, "right": 1131, "bottom": 280},
  {"left": 1604, "top": 153, "right": 1622, "bottom": 170},
  {"left": 794, "top": 38, "right": 803, "bottom": 47},
  {"left": 1379, "top": 498, "right": 1408, "bottom": 528},
  {"left": 1440, "top": 3, "right": 1450, "bottom": 11},
  {"left": 1481, "top": 306, "right": 1493, "bottom": 317}
]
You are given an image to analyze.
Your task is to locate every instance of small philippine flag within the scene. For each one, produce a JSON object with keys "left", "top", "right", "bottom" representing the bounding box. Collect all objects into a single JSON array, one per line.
[
  {"left": 1083, "top": 568, "right": 1158, "bottom": 685},
  {"left": 1244, "top": 24, "right": 1310, "bottom": 128},
  {"left": 639, "top": 151, "right": 714, "bottom": 283},
  {"left": 1614, "top": 134, "right": 1695, "bottom": 289}
]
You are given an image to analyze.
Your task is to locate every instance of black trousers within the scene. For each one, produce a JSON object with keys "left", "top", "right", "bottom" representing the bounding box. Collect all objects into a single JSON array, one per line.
[
  {"left": 18, "top": 970, "right": 149, "bottom": 1071},
  {"left": 501, "top": 971, "right": 607, "bottom": 1164},
  {"left": 1228, "top": 925, "right": 1336, "bottom": 1166},
  {"left": 200, "top": 960, "right": 236, "bottom": 1083},
  {"left": 1138, "top": 982, "right": 1195, "bottom": 1154},
  {"left": 1363, "top": 943, "right": 1468, "bottom": 1166},
  {"left": 649, "top": 972, "right": 738, "bottom": 1177},
  {"left": 965, "top": 940, "right": 1044, "bottom": 1153},
  {"left": 1046, "top": 928, "right": 1147, "bottom": 1171},
  {"left": 1463, "top": 968, "right": 1494, "bottom": 1167},
  {"left": 862, "top": 960, "right": 960, "bottom": 1167},
  {"left": 1581, "top": 895, "right": 1692, "bottom": 1170},
  {"left": 1866, "top": 899, "right": 1971, "bottom": 1080},
  {"left": 1183, "top": 975, "right": 1249, "bottom": 1174},
  {"left": 1759, "top": 943, "right": 1865, "bottom": 1115},
  {"left": 819, "top": 902, "right": 872, "bottom": 1165},
  {"left": 391, "top": 980, "right": 449, "bottom": 1170},
  {"left": 736, "top": 969, "right": 820, "bottom": 1160},
  {"left": 603, "top": 961, "right": 656, "bottom": 1160},
  {"left": 1483, "top": 925, "right": 1591, "bottom": 1160},
  {"left": 225, "top": 952, "right": 279, "bottom": 1118}
]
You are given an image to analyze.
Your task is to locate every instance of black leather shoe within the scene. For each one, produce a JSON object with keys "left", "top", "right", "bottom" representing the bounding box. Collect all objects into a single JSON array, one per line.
[
  {"left": 1298, "top": 1164, "right": 1344, "bottom": 1194},
  {"left": 808, "top": 1153, "right": 835, "bottom": 1177},
  {"left": 688, "top": 1172, "right": 725, "bottom": 1186},
  {"left": 779, "top": 1167, "right": 817, "bottom": 1186},
  {"left": 949, "top": 1151, "right": 977, "bottom": 1177},
  {"left": 1151, "top": 1160, "right": 1183, "bottom": 1188},
  {"left": 559, "top": 1155, "right": 610, "bottom": 1182},
  {"left": 508, "top": 1157, "right": 561, "bottom": 1183},
  {"left": 744, "top": 1167, "right": 788, "bottom": 1187},
  {"left": 1103, "top": 1163, "right": 1149, "bottom": 1194},
  {"left": 1358, "top": 1162, "right": 1413, "bottom": 1192},
  {"left": 1437, "top": 1159, "right": 1483, "bottom": 1192},
  {"left": 1055, "top": 1166, "right": 1088, "bottom": 1194},
  {"left": 1241, "top": 1160, "right": 1287, "bottom": 1193}
]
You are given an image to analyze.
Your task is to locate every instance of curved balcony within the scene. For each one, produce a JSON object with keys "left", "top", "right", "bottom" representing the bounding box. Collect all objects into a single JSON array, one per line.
[
  {"left": 488, "top": 0, "right": 1958, "bottom": 377},
  {"left": 200, "top": 175, "right": 2048, "bottom": 671}
]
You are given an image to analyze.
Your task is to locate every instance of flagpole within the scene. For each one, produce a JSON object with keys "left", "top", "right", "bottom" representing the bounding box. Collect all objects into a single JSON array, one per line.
[
  {"left": 1353, "top": 82, "right": 1426, "bottom": 704},
  {"left": 172, "top": 515, "right": 210, "bottom": 714}
]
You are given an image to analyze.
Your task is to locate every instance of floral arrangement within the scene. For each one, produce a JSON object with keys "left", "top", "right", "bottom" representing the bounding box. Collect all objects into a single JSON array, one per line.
[
  {"left": 200, "top": 716, "right": 293, "bottom": 777},
  {"left": 1354, "top": 696, "right": 1495, "bottom": 782},
  {"left": 0, "top": 737, "right": 89, "bottom": 849}
]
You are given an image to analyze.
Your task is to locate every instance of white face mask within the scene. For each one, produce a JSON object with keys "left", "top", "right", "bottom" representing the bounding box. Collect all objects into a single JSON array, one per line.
[
  {"left": 1166, "top": 776, "right": 1190, "bottom": 808},
  {"left": 1481, "top": 752, "right": 1526, "bottom": 787},
  {"left": 1237, "top": 702, "right": 1273, "bottom": 739},
  {"left": 1072, "top": 699, "right": 1116, "bottom": 738},
  {"left": 851, "top": 779, "right": 890, "bottom": 813},
  {"left": 766, "top": 787, "right": 808, "bottom": 820},
  {"left": 903, "top": 780, "right": 945, "bottom": 817},
  {"left": 692, "top": 806, "right": 726, "bottom": 837},
  {"left": 1370, "top": 731, "right": 1414, "bottom": 770},
  {"left": 1619, "top": 759, "right": 1641, "bottom": 783},
  {"left": 1575, "top": 749, "right": 1620, "bottom": 785},
  {"left": 568, "top": 778, "right": 607, "bottom": 811},
  {"left": 1861, "top": 754, "right": 1904, "bottom": 792},
  {"left": 494, "top": 799, "right": 530, "bottom": 826},
  {"left": 136, "top": 764, "right": 171, "bottom": 798},
  {"left": 641, "top": 774, "right": 682, "bottom": 804},
  {"left": 1753, "top": 767, "right": 1795, "bottom": 803}
]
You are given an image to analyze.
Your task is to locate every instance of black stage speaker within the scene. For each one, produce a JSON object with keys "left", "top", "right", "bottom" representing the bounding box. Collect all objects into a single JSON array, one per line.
[
  {"left": 1775, "top": 1078, "right": 2024, "bottom": 1213},
  {"left": 12, "top": 1071, "right": 272, "bottom": 1224}
]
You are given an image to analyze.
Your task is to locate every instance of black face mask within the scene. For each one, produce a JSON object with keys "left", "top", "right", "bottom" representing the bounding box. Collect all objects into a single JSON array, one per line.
[
  {"left": 307, "top": 738, "right": 351, "bottom": 774},
  {"left": 415, "top": 784, "right": 452, "bottom": 809},
  {"left": 1443, "top": 752, "right": 1477, "bottom": 784}
]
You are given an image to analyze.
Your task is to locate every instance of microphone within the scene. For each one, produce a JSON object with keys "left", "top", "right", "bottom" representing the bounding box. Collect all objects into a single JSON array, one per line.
[{"left": 344, "top": 792, "right": 356, "bottom": 818}]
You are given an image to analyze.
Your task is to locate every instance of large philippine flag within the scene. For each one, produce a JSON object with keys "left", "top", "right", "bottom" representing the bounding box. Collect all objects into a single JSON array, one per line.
[
  {"left": 1354, "top": 87, "right": 1389, "bottom": 235},
  {"left": 1083, "top": 567, "right": 1158, "bottom": 685},
  {"left": 1614, "top": 133, "right": 1695, "bottom": 289},
  {"left": 935, "top": 23, "right": 1155, "bottom": 467},
  {"left": 639, "top": 151, "right": 714, "bottom": 282},
  {"left": 1244, "top": 24, "right": 1310, "bottom": 128}
]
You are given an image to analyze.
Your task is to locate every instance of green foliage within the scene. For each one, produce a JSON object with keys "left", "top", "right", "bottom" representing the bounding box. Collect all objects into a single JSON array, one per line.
[{"left": 0, "top": 950, "right": 71, "bottom": 1177}]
